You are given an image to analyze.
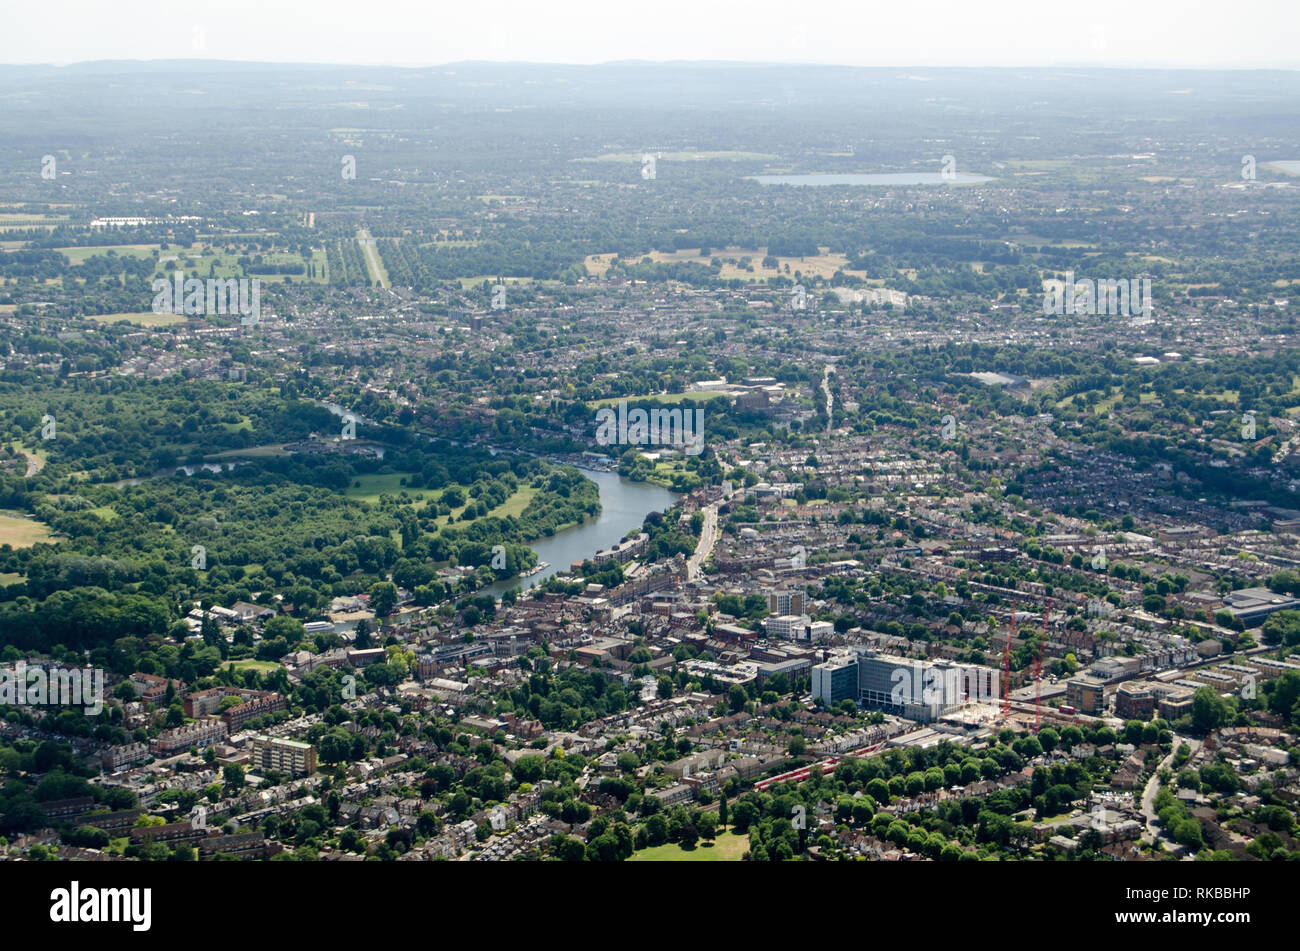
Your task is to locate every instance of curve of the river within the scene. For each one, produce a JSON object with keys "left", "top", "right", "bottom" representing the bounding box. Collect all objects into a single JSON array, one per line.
[
  {"left": 318, "top": 401, "right": 679, "bottom": 596},
  {"left": 484, "top": 468, "right": 677, "bottom": 597}
]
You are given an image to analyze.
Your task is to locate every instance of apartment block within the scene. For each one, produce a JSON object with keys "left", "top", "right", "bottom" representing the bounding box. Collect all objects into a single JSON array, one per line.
[
  {"left": 1114, "top": 682, "right": 1155, "bottom": 721},
  {"left": 248, "top": 735, "right": 318, "bottom": 777},
  {"left": 1066, "top": 677, "right": 1106, "bottom": 716},
  {"left": 768, "top": 589, "right": 805, "bottom": 616},
  {"left": 150, "top": 717, "right": 228, "bottom": 756}
]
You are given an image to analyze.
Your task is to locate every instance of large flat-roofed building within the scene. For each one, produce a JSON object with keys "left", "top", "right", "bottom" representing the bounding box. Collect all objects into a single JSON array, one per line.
[
  {"left": 812, "top": 647, "right": 996, "bottom": 722},
  {"left": 248, "top": 735, "right": 317, "bottom": 777},
  {"left": 768, "top": 590, "right": 805, "bottom": 617},
  {"left": 812, "top": 653, "right": 858, "bottom": 707},
  {"left": 713, "top": 623, "right": 757, "bottom": 644},
  {"left": 1246, "top": 656, "right": 1300, "bottom": 680},
  {"left": 1114, "top": 682, "right": 1155, "bottom": 721},
  {"left": 1222, "top": 587, "right": 1300, "bottom": 628},
  {"left": 1150, "top": 683, "right": 1195, "bottom": 721},
  {"left": 347, "top": 647, "right": 388, "bottom": 667},
  {"left": 1158, "top": 526, "right": 1210, "bottom": 544},
  {"left": 855, "top": 649, "right": 971, "bottom": 722},
  {"left": 681, "top": 659, "right": 757, "bottom": 686},
  {"left": 754, "top": 657, "right": 811, "bottom": 687},
  {"left": 1066, "top": 677, "right": 1105, "bottom": 716},
  {"left": 589, "top": 532, "right": 647, "bottom": 567},
  {"left": 765, "top": 614, "right": 834, "bottom": 642},
  {"left": 766, "top": 614, "right": 808, "bottom": 638}
]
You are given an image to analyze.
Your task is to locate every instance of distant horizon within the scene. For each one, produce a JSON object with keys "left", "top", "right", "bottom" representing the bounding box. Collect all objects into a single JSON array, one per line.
[
  {"left": 6, "top": 0, "right": 1299, "bottom": 72},
  {"left": 2, "top": 58, "right": 1297, "bottom": 73}
]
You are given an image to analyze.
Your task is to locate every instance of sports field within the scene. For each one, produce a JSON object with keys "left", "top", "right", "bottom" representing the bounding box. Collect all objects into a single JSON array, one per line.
[{"left": 628, "top": 831, "right": 749, "bottom": 862}]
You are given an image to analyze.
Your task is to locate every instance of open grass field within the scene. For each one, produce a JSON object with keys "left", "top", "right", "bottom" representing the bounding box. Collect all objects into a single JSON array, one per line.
[
  {"left": 208, "top": 445, "right": 290, "bottom": 460},
  {"left": 52, "top": 241, "right": 328, "bottom": 284},
  {"left": 343, "top": 473, "right": 543, "bottom": 524},
  {"left": 226, "top": 660, "right": 282, "bottom": 674},
  {"left": 1059, "top": 386, "right": 1238, "bottom": 413},
  {"left": 162, "top": 248, "right": 323, "bottom": 284},
  {"left": 585, "top": 245, "right": 863, "bottom": 282},
  {"left": 221, "top": 417, "right": 253, "bottom": 433},
  {"left": 344, "top": 472, "right": 430, "bottom": 505},
  {"left": 648, "top": 461, "right": 695, "bottom": 487},
  {"left": 453, "top": 275, "right": 532, "bottom": 289},
  {"left": 0, "top": 511, "right": 53, "bottom": 547},
  {"left": 340, "top": 479, "right": 544, "bottom": 526},
  {"left": 1174, "top": 387, "right": 1240, "bottom": 403},
  {"left": 486, "top": 484, "right": 538, "bottom": 519},
  {"left": 629, "top": 831, "right": 749, "bottom": 862},
  {"left": 59, "top": 244, "right": 159, "bottom": 263},
  {"left": 437, "top": 483, "right": 541, "bottom": 524},
  {"left": 86, "top": 311, "right": 187, "bottom": 327}
]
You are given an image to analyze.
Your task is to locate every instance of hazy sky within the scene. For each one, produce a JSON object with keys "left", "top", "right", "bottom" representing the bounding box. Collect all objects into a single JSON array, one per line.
[{"left": 5, "top": 0, "right": 1297, "bottom": 69}]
